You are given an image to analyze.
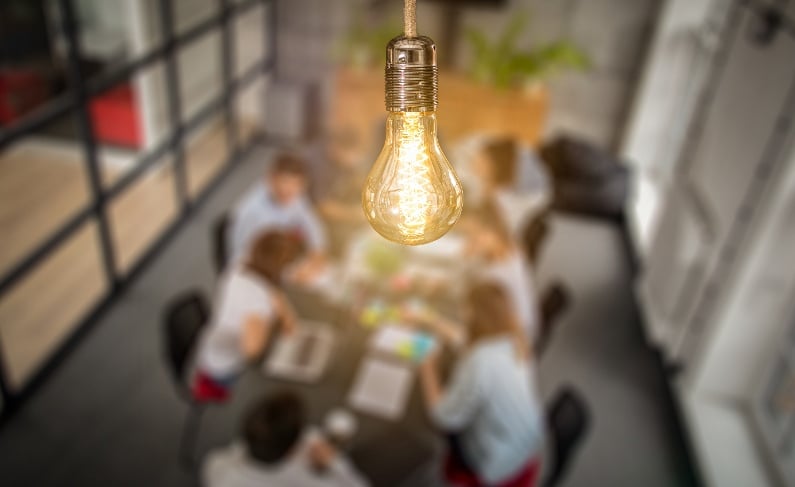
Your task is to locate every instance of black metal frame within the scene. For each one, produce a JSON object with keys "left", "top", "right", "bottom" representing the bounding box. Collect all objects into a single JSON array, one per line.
[{"left": 0, "top": 0, "right": 276, "bottom": 416}]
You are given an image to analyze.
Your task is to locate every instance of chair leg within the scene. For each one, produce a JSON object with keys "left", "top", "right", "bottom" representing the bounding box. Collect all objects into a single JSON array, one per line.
[{"left": 179, "top": 403, "right": 205, "bottom": 470}]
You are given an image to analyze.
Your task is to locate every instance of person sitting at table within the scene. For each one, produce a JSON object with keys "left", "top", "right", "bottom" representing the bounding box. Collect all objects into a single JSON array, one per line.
[
  {"left": 463, "top": 200, "right": 539, "bottom": 342},
  {"left": 192, "top": 231, "right": 301, "bottom": 402},
  {"left": 469, "top": 137, "right": 550, "bottom": 238},
  {"left": 228, "top": 152, "right": 327, "bottom": 283},
  {"left": 419, "top": 281, "right": 544, "bottom": 487},
  {"left": 203, "top": 390, "right": 370, "bottom": 487}
]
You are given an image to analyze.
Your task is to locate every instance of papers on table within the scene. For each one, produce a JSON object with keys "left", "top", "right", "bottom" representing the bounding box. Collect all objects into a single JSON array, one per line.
[
  {"left": 348, "top": 357, "right": 413, "bottom": 420},
  {"left": 370, "top": 324, "right": 437, "bottom": 362},
  {"left": 406, "top": 232, "right": 466, "bottom": 260},
  {"left": 264, "top": 321, "right": 334, "bottom": 383}
]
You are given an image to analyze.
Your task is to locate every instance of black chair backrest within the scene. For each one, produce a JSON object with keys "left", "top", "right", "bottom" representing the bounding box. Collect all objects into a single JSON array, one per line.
[
  {"left": 212, "top": 212, "right": 231, "bottom": 274},
  {"left": 522, "top": 212, "right": 550, "bottom": 266},
  {"left": 536, "top": 282, "right": 571, "bottom": 356},
  {"left": 543, "top": 386, "right": 591, "bottom": 487},
  {"left": 162, "top": 290, "right": 211, "bottom": 389}
]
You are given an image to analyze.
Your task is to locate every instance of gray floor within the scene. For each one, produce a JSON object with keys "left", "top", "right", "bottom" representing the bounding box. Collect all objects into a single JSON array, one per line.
[{"left": 0, "top": 145, "right": 698, "bottom": 486}]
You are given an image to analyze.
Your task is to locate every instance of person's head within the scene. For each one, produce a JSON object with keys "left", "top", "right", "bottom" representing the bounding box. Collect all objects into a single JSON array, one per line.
[
  {"left": 268, "top": 153, "right": 309, "bottom": 204},
  {"left": 465, "top": 281, "right": 518, "bottom": 345},
  {"left": 247, "top": 231, "right": 301, "bottom": 285},
  {"left": 243, "top": 391, "right": 306, "bottom": 465},
  {"left": 463, "top": 199, "right": 513, "bottom": 259},
  {"left": 472, "top": 137, "right": 518, "bottom": 190}
]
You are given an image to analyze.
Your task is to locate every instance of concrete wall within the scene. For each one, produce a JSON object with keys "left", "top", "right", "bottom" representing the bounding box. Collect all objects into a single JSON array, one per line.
[{"left": 417, "top": 0, "right": 661, "bottom": 147}]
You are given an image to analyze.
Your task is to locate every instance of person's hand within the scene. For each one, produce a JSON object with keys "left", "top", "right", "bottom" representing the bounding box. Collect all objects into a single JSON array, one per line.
[
  {"left": 289, "top": 255, "right": 327, "bottom": 285},
  {"left": 400, "top": 301, "right": 437, "bottom": 327},
  {"left": 274, "top": 292, "right": 299, "bottom": 336},
  {"left": 307, "top": 437, "right": 338, "bottom": 471},
  {"left": 419, "top": 347, "right": 441, "bottom": 375},
  {"left": 281, "top": 307, "right": 299, "bottom": 336}
]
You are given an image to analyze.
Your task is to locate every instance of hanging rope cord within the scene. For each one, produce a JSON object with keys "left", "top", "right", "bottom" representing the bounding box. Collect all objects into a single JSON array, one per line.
[{"left": 404, "top": 0, "right": 417, "bottom": 37}]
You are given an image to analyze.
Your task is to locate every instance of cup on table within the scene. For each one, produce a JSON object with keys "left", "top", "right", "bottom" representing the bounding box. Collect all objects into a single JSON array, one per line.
[{"left": 323, "top": 408, "right": 358, "bottom": 450}]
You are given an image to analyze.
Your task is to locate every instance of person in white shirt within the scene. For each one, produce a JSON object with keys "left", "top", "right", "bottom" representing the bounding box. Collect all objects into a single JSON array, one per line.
[
  {"left": 463, "top": 200, "right": 539, "bottom": 342},
  {"left": 193, "top": 231, "right": 300, "bottom": 402},
  {"left": 203, "top": 391, "right": 370, "bottom": 487},
  {"left": 419, "top": 282, "right": 544, "bottom": 487},
  {"left": 467, "top": 137, "right": 551, "bottom": 239},
  {"left": 228, "top": 152, "right": 327, "bottom": 283}
]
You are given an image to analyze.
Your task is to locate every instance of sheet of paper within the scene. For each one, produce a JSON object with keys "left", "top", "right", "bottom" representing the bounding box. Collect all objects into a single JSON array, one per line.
[{"left": 348, "top": 357, "right": 413, "bottom": 420}]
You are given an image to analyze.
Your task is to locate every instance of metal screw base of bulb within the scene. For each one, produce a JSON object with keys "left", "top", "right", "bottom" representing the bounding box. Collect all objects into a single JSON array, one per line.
[{"left": 384, "top": 35, "right": 439, "bottom": 113}]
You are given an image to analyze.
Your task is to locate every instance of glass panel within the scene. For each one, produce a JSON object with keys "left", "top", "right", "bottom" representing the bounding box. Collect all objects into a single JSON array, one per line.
[
  {"left": 177, "top": 30, "right": 222, "bottom": 123},
  {"left": 0, "top": 1, "right": 73, "bottom": 132},
  {"left": 235, "top": 76, "right": 267, "bottom": 147},
  {"left": 0, "top": 110, "right": 91, "bottom": 277},
  {"left": 72, "top": 0, "right": 164, "bottom": 82},
  {"left": 185, "top": 110, "right": 229, "bottom": 198},
  {"left": 173, "top": 0, "right": 219, "bottom": 35},
  {"left": 87, "top": 62, "right": 172, "bottom": 188},
  {"left": 233, "top": 4, "right": 265, "bottom": 78},
  {"left": 0, "top": 221, "right": 106, "bottom": 389},
  {"left": 108, "top": 155, "right": 177, "bottom": 273}
]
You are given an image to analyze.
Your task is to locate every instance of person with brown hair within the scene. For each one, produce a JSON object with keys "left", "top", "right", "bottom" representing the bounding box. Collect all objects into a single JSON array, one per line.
[
  {"left": 228, "top": 152, "right": 327, "bottom": 283},
  {"left": 192, "top": 231, "right": 301, "bottom": 401},
  {"left": 463, "top": 199, "right": 540, "bottom": 342},
  {"left": 470, "top": 137, "right": 550, "bottom": 238},
  {"left": 419, "top": 281, "right": 544, "bottom": 487}
]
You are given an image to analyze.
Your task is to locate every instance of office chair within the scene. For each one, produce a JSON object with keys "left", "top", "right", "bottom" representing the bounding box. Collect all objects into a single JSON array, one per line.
[
  {"left": 536, "top": 282, "right": 571, "bottom": 356},
  {"left": 212, "top": 212, "right": 231, "bottom": 274},
  {"left": 543, "top": 386, "right": 591, "bottom": 487},
  {"left": 162, "top": 289, "right": 211, "bottom": 469},
  {"left": 522, "top": 211, "right": 550, "bottom": 266}
]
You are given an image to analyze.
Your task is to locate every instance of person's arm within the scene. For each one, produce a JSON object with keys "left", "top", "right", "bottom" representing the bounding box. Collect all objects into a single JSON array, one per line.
[
  {"left": 307, "top": 438, "right": 371, "bottom": 487},
  {"left": 419, "top": 351, "right": 443, "bottom": 412},
  {"left": 290, "top": 200, "right": 329, "bottom": 284},
  {"left": 403, "top": 306, "right": 465, "bottom": 349},
  {"left": 300, "top": 199, "right": 328, "bottom": 255},
  {"left": 240, "top": 314, "right": 272, "bottom": 361},
  {"left": 271, "top": 289, "right": 299, "bottom": 335},
  {"left": 422, "top": 351, "right": 481, "bottom": 430}
]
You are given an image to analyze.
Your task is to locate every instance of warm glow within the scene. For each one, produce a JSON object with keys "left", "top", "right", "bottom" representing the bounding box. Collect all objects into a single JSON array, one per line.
[{"left": 362, "top": 111, "right": 463, "bottom": 245}]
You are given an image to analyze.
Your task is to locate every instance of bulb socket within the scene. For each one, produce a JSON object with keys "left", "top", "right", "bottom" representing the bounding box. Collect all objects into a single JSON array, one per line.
[{"left": 385, "top": 35, "right": 438, "bottom": 112}]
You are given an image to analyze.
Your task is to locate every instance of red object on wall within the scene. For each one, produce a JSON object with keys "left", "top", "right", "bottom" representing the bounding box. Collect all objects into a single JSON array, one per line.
[
  {"left": 0, "top": 69, "right": 47, "bottom": 125},
  {"left": 89, "top": 84, "right": 142, "bottom": 149}
]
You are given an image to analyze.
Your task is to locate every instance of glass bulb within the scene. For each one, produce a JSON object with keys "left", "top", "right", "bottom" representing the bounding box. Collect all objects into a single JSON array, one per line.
[{"left": 362, "top": 111, "right": 463, "bottom": 245}]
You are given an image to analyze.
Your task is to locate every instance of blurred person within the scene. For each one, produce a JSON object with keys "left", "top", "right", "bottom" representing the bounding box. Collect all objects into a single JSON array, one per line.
[
  {"left": 192, "top": 231, "right": 301, "bottom": 402},
  {"left": 419, "top": 282, "right": 544, "bottom": 487},
  {"left": 203, "top": 390, "right": 369, "bottom": 487},
  {"left": 470, "top": 137, "right": 550, "bottom": 237},
  {"left": 228, "top": 152, "right": 327, "bottom": 283},
  {"left": 463, "top": 200, "right": 539, "bottom": 342}
]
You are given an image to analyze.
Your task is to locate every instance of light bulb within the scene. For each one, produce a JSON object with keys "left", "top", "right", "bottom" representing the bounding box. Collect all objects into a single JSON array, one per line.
[{"left": 362, "top": 35, "right": 463, "bottom": 245}]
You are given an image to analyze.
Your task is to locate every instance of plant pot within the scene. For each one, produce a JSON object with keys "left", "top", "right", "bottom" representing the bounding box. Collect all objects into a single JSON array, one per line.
[{"left": 330, "top": 67, "right": 549, "bottom": 150}]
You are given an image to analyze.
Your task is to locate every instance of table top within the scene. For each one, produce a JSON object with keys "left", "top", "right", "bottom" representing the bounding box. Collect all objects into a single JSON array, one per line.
[{"left": 259, "top": 290, "right": 444, "bottom": 487}]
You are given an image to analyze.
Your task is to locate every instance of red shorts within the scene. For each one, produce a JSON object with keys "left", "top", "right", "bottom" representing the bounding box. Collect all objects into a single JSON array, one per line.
[
  {"left": 444, "top": 453, "right": 541, "bottom": 487},
  {"left": 191, "top": 371, "right": 231, "bottom": 403}
]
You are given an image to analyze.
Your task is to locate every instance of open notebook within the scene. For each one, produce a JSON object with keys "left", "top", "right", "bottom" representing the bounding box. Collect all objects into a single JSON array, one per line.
[{"left": 263, "top": 321, "right": 335, "bottom": 383}]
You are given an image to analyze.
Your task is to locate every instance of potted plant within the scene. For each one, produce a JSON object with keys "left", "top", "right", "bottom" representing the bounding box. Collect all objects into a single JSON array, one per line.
[{"left": 465, "top": 14, "right": 589, "bottom": 93}]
